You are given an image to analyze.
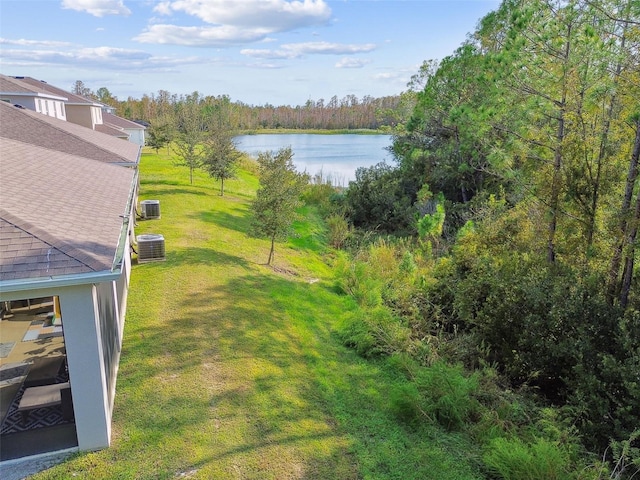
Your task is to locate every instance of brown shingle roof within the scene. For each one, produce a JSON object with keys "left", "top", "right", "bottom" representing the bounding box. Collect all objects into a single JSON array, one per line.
[
  {"left": 0, "top": 217, "right": 91, "bottom": 280},
  {"left": 103, "top": 112, "right": 146, "bottom": 130},
  {"left": 0, "top": 136, "right": 136, "bottom": 280},
  {"left": 0, "top": 101, "right": 139, "bottom": 165},
  {"left": 96, "top": 123, "right": 129, "bottom": 139},
  {"left": 0, "top": 75, "right": 67, "bottom": 99},
  {"left": 13, "top": 76, "right": 98, "bottom": 105}
]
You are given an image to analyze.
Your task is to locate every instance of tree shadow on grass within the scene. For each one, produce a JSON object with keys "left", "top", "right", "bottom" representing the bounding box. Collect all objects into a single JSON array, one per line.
[
  {"left": 140, "top": 178, "right": 184, "bottom": 187},
  {"left": 189, "top": 206, "right": 253, "bottom": 234},
  {"left": 115, "top": 272, "right": 369, "bottom": 478},
  {"left": 140, "top": 187, "right": 209, "bottom": 198},
  {"left": 133, "top": 246, "right": 252, "bottom": 270},
  {"left": 168, "top": 247, "right": 252, "bottom": 269},
  {"left": 115, "top": 258, "right": 466, "bottom": 479}
]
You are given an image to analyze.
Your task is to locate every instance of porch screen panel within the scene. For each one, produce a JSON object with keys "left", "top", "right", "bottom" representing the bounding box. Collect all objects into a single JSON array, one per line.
[{"left": 96, "top": 282, "right": 119, "bottom": 406}]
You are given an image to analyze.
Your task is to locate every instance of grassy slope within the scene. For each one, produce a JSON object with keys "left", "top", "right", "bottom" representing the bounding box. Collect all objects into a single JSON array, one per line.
[{"left": 33, "top": 150, "right": 481, "bottom": 480}]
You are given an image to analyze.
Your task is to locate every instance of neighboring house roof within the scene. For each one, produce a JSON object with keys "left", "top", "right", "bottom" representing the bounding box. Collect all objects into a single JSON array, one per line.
[
  {"left": 96, "top": 123, "right": 129, "bottom": 140},
  {"left": 0, "top": 137, "right": 137, "bottom": 281},
  {"left": 103, "top": 112, "right": 146, "bottom": 131},
  {"left": 0, "top": 75, "right": 68, "bottom": 101},
  {"left": 13, "top": 76, "right": 101, "bottom": 106},
  {"left": 0, "top": 101, "right": 140, "bottom": 165}
]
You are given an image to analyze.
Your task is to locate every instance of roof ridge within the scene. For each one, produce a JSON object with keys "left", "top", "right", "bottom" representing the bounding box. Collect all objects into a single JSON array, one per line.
[{"left": 0, "top": 102, "right": 134, "bottom": 163}]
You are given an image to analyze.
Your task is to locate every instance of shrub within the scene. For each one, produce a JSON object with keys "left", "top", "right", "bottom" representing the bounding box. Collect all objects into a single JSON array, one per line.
[
  {"left": 415, "top": 361, "right": 480, "bottom": 430},
  {"left": 608, "top": 429, "right": 640, "bottom": 479},
  {"left": 483, "top": 437, "right": 574, "bottom": 480},
  {"left": 433, "top": 221, "right": 640, "bottom": 453},
  {"left": 302, "top": 182, "right": 340, "bottom": 215},
  {"left": 388, "top": 382, "right": 424, "bottom": 424},
  {"left": 326, "top": 213, "right": 351, "bottom": 249},
  {"left": 336, "top": 307, "right": 411, "bottom": 358},
  {"left": 334, "top": 255, "right": 383, "bottom": 308}
]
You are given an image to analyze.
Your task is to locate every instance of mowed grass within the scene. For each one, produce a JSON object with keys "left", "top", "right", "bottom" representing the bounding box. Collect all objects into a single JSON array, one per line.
[{"left": 32, "top": 149, "right": 482, "bottom": 479}]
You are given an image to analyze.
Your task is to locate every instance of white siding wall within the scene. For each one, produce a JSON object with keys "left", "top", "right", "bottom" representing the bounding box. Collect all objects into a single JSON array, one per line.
[
  {"left": 92, "top": 106, "right": 103, "bottom": 126},
  {"left": 126, "top": 128, "right": 146, "bottom": 147},
  {"left": 0, "top": 96, "right": 67, "bottom": 120},
  {"left": 0, "top": 96, "right": 36, "bottom": 111}
]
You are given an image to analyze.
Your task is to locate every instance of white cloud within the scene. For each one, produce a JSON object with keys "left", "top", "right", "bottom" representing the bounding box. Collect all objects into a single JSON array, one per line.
[
  {"left": 0, "top": 45, "right": 207, "bottom": 72},
  {"left": 373, "top": 72, "right": 399, "bottom": 80},
  {"left": 135, "top": 24, "right": 271, "bottom": 46},
  {"left": 142, "top": 0, "right": 331, "bottom": 47},
  {"left": 61, "top": 0, "right": 131, "bottom": 17},
  {"left": 242, "top": 41, "right": 377, "bottom": 59},
  {"left": 335, "top": 57, "right": 371, "bottom": 69},
  {"left": 0, "top": 38, "right": 73, "bottom": 48},
  {"left": 241, "top": 48, "right": 293, "bottom": 60},
  {"left": 290, "top": 41, "right": 376, "bottom": 55},
  {"left": 153, "top": 1, "right": 173, "bottom": 16},
  {"left": 246, "top": 61, "right": 286, "bottom": 70},
  {"left": 154, "top": 0, "right": 330, "bottom": 30}
]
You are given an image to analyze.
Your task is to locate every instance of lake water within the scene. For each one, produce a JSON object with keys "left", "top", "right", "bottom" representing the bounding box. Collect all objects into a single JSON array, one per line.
[{"left": 234, "top": 133, "right": 394, "bottom": 185}]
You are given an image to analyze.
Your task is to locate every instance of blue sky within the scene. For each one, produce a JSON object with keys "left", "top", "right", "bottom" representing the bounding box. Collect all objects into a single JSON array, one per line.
[{"left": 0, "top": 0, "right": 500, "bottom": 106}]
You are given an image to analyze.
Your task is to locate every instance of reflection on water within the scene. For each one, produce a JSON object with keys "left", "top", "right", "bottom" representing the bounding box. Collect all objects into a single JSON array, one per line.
[{"left": 234, "top": 134, "right": 394, "bottom": 185}]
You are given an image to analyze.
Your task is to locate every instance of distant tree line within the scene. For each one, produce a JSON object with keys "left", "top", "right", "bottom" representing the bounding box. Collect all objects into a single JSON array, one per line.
[{"left": 73, "top": 81, "right": 409, "bottom": 131}]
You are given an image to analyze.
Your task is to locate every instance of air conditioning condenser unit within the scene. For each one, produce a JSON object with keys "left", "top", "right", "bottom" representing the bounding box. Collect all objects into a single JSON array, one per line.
[
  {"left": 137, "top": 234, "right": 165, "bottom": 263},
  {"left": 141, "top": 200, "right": 160, "bottom": 219}
]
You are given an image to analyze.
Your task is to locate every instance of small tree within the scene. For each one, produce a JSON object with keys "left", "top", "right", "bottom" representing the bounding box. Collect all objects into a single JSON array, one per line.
[
  {"left": 173, "top": 133, "right": 204, "bottom": 185},
  {"left": 72, "top": 80, "right": 93, "bottom": 98},
  {"left": 96, "top": 87, "right": 117, "bottom": 106},
  {"left": 202, "top": 129, "right": 242, "bottom": 196},
  {"left": 147, "top": 115, "right": 174, "bottom": 154},
  {"left": 172, "top": 101, "right": 207, "bottom": 184},
  {"left": 250, "top": 147, "right": 309, "bottom": 265}
]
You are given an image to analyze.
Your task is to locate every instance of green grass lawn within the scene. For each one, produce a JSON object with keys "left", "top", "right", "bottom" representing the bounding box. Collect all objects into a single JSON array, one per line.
[{"left": 32, "top": 150, "right": 482, "bottom": 479}]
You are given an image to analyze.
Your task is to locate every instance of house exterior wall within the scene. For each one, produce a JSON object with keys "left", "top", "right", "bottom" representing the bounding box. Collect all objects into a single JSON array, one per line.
[
  {"left": 125, "top": 128, "right": 145, "bottom": 147},
  {"left": 0, "top": 96, "right": 36, "bottom": 110},
  {"left": 65, "top": 104, "right": 95, "bottom": 129},
  {"left": 92, "top": 106, "right": 103, "bottom": 126},
  {"left": 35, "top": 98, "right": 67, "bottom": 120},
  {"left": 0, "top": 95, "right": 67, "bottom": 120}
]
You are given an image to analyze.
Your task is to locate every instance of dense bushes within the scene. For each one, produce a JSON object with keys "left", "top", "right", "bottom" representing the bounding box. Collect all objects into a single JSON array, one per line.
[
  {"left": 344, "top": 163, "right": 415, "bottom": 234},
  {"left": 435, "top": 219, "right": 640, "bottom": 454},
  {"left": 329, "top": 233, "right": 639, "bottom": 476}
]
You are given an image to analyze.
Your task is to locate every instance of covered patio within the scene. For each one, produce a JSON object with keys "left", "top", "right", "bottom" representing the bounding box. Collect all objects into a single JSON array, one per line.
[{"left": 0, "top": 298, "right": 76, "bottom": 461}]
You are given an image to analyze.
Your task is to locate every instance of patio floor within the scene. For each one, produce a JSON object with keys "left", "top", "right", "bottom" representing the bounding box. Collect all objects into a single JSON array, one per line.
[
  {"left": 0, "top": 424, "right": 78, "bottom": 461},
  {"left": 0, "top": 299, "right": 78, "bottom": 461}
]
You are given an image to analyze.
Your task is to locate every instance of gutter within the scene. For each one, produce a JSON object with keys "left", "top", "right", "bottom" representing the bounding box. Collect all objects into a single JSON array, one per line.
[
  {"left": 0, "top": 269, "right": 121, "bottom": 297},
  {"left": 111, "top": 168, "right": 139, "bottom": 269}
]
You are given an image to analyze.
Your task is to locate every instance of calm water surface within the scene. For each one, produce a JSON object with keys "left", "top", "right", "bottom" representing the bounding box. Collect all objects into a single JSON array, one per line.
[{"left": 234, "top": 134, "right": 394, "bottom": 185}]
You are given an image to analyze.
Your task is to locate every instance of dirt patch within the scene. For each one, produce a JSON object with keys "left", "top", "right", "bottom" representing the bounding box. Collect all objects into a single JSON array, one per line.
[{"left": 271, "top": 265, "right": 299, "bottom": 277}]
